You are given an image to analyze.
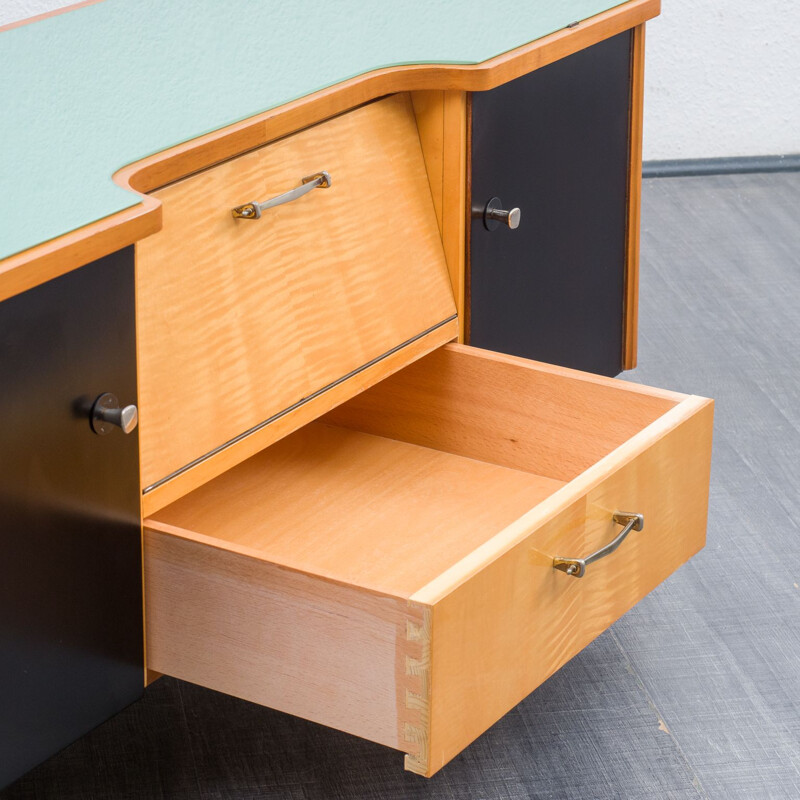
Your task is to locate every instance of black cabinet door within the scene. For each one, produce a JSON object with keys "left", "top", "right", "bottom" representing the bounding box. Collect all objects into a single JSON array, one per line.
[
  {"left": 0, "top": 249, "right": 143, "bottom": 789},
  {"left": 468, "top": 30, "right": 633, "bottom": 377}
]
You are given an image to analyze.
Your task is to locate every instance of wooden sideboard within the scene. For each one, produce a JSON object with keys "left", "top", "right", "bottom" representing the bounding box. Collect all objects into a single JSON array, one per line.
[{"left": 1, "top": 0, "right": 714, "bottom": 788}]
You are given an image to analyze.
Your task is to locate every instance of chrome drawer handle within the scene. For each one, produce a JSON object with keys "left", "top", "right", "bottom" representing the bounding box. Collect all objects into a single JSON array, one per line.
[
  {"left": 553, "top": 511, "right": 644, "bottom": 579},
  {"left": 232, "top": 170, "right": 331, "bottom": 220}
]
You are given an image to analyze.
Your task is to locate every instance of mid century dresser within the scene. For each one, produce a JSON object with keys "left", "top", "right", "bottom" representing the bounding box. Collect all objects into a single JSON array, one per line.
[{"left": 0, "top": 0, "right": 713, "bottom": 787}]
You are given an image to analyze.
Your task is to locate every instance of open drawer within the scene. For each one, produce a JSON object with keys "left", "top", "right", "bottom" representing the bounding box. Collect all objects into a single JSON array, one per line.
[{"left": 143, "top": 343, "right": 713, "bottom": 776}]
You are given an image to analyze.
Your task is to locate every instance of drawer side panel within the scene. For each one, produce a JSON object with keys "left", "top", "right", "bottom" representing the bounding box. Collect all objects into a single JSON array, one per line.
[
  {"left": 422, "top": 397, "right": 713, "bottom": 776},
  {"left": 144, "top": 527, "right": 416, "bottom": 750}
]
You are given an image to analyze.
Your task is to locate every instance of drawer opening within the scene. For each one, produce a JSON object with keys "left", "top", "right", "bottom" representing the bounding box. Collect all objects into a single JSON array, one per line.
[
  {"left": 144, "top": 343, "right": 711, "bottom": 776},
  {"left": 145, "top": 344, "right": 681, "bottom": 599}
]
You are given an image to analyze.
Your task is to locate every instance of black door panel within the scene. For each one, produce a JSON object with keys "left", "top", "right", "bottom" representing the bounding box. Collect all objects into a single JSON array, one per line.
[
  {"left": 0, "top": 249, "right": 143, "bottom": 789},
  {"left": 469, "top": 30, "right": 633, "bottom": 376}
]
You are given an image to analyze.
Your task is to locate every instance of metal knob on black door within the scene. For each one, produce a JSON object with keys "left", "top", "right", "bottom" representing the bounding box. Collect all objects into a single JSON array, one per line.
[
  {"left": 91, "top": 392, "right": 138, "bottom": 435},
  {"left": 475, "top": 197, "right": 521, "bottom": 231}
]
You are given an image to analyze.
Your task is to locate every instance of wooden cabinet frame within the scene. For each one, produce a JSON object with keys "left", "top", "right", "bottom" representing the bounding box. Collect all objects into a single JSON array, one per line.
[{"left": 0, "top": 0, "right": 674, "bottom": 786}]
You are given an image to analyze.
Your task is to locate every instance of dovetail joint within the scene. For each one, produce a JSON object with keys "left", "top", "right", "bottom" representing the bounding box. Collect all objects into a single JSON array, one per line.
[{"left": 403, "top": 609, "right": 431, "bottom": 776}]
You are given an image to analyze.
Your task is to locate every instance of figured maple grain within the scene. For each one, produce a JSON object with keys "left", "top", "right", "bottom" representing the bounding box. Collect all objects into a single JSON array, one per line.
[
  {"left": 136, "top": 94, "right": 455, "bottom": 492},
  {"left": 417, "top": 395, "right": 713, "bottom": 775}
]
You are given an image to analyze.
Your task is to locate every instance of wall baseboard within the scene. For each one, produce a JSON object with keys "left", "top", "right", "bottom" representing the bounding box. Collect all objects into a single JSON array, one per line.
[{"left": 643, "top": 154, "right": 800, "bottom": 178}]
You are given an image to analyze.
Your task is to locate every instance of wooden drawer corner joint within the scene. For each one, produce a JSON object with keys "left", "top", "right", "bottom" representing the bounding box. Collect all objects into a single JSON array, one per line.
[{"left": 402, "top": 604, "right": 432, "bottom": 776}]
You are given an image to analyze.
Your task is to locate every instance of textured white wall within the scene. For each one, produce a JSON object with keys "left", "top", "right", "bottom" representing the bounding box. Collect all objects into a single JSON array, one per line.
[
  {"left": 643, "top": 0, "right": 800, "bottom": 160},
  {"left": 3, "top": 0, "right": 799, "bottom": 160},
  {"left": 0, "top": 0, "right": 76, "bottom": 26}
]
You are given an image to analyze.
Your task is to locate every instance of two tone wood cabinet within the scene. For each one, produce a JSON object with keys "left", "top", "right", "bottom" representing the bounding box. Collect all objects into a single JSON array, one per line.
[{"left": 0, "top": 0, "right": 712, "bottom": 787}]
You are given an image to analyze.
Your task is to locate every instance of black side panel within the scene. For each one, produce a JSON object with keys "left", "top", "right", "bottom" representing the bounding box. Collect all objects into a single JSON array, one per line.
[
  {"left": 0, "top": 250, "right": 142, "bottom": 789},
  {"left": 469, "top": 30, "right": 633, "bottom": 376}
]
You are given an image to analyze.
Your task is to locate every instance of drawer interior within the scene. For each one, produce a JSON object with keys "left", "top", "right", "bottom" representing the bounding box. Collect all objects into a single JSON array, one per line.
[
  {"left": 146, "top": 344, "right": 681, "bottom": 599},
  {"left": 144, "top": 343, "right": 710, "bottom": 776},
  {"left": 148, "top": 420, "right": 564, "bottom": 598}
]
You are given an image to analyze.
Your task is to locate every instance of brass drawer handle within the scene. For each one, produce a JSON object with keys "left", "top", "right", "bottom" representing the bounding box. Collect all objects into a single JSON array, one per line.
[
  {"left": 553, "top": 511, "right": 644, "bottom": 578},
  {"left": 232, "top": 171, "right": 331, "bottom": 220}
]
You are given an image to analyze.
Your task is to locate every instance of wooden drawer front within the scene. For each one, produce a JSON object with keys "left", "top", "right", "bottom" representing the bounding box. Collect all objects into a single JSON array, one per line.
[
  {"left": 136, "top": 93, "right": 456, "bottom": 494},
  {"left": 419, "top": 392, "right": 712, "bottom": 774},
  {"left": 144, "top": 345, "right": 713, "bottom": 776}
]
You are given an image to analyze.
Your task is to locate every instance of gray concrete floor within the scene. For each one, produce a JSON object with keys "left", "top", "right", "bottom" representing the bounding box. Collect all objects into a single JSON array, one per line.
[{"left": 4, "top": 172, "right": 800, "bottom": 799}]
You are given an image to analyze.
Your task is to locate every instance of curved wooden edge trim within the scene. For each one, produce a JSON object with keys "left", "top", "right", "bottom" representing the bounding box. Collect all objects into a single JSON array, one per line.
[
  {"left": 0, "top": 197, "right": 160, "bottom": 303},
  {"left": 117, "top": 0, "right": 660, "bottom": 195},
  {"left": 0, "top": 0, "right": 659, "bottom": 302}
]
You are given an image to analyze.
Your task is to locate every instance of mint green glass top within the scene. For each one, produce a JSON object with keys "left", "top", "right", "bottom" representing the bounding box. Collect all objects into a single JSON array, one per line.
[{"left": 0, "top": 0, "right": 624, "bottom": 260}]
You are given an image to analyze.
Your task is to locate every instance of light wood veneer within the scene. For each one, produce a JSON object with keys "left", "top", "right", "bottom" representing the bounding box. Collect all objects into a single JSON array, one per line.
[
  {"left": 412, "top": 91, "right": 468, "bottom": 338},
  {"left": 144, "top": 343, "right": 713, "bottom": 776},
  {"left": 623, "top": 23, "right": 647, "bottom": 369},
  {"left": 137, "top": 94, "right": 456, "bottom": 508}
]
